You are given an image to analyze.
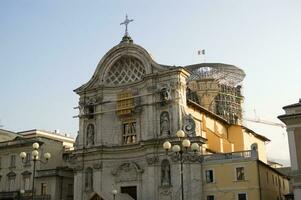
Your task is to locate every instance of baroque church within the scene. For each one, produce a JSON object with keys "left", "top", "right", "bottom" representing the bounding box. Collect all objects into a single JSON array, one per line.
[{"left": 70, "top": 19, "right": 281, "bottom": 200}]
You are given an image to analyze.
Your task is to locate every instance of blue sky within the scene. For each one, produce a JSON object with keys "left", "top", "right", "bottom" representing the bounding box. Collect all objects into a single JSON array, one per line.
[{"left": 0, "top": 0, "right": 300, "bottom": 164}]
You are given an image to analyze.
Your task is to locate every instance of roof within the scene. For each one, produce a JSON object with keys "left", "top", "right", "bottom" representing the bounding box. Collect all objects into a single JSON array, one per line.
[
  {"left": 283, "top": 99, "right": 301, "bottom": 109},
  {"left": 187, "top": 99, "right": 230, "bottom": 125},
  {"left": 242, "top": 125, "right": 271, "bottom": 142}
]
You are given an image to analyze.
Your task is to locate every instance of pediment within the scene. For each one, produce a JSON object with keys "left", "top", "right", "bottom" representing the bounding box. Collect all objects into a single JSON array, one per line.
[{"left": 74, "top": 41, "right": 170, "bottom": 93}]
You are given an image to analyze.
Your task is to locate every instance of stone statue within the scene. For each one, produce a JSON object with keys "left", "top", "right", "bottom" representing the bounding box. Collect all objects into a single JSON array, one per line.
[
  {"left": 160, "top": 87, "right": 170, "bottom": 105},
  {"left": 160, "top": 111, "right": 170, "bottom": 136},
  {"left": 86, "top": 124, "right": 95, "bottom": 146},
  {"left": 161, "top": 159, "right": 171, "bottom": 186}
]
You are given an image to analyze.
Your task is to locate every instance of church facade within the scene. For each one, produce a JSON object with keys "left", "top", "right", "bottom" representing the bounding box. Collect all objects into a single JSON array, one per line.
[
  {"left": 72, "top": 34, "right": 206, "bottom": 200},
  {"left": 71, "top": 32, "right": 289, "bottom": 200}
]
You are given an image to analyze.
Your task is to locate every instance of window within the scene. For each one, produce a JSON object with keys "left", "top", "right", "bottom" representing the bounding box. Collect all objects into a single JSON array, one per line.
[
  {"left": 205, "top": 170, "right": 214, "bottom": 183},
  {"left": 207, "top": 195, "right": 215, "bottom": 200},
  {"left": 85, "top": 105, "right": 95, "bottom": 119},
  {"left": 10, "top": 155, "right": 16, "bottom": 168},
  {"left": 123, "top": 122, "right": 137, "bottom": 144},
  {"left": 238, "top": 193, "right": 247, "bottom": 200},
  {"left": 236, "top": 167, "right": 245, "bottom": 181},
  {"left": 41, "top": 183, "right": 47, "bottom": 195}
]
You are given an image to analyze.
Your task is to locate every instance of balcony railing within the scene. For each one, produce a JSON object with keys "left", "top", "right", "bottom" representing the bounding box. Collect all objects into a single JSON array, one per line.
[
  {"left": 22, "top": 195, "right": 51, "bottom": 200},
  {"left": 203, "top": 150, "right": 258, "bottom": 162}
]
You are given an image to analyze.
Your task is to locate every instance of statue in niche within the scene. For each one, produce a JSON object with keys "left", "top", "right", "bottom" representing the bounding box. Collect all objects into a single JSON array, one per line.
[
  {"left": 160, "top": 111, "right": 170, "bottom": 136},
  {"left": 86, "top": 124, "right": 95, "bottom": 146},
  {"left": 161, "top": 159, "right": 171, "bottom": 186},
  {"left": 183, "top": 114, "right": 196, "bottom": 137},
  {"left": 160, "top": 87, "right": 171, "bottom": 105}
]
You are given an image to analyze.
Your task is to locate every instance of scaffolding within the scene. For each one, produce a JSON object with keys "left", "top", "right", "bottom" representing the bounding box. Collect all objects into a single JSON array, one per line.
[{"left": 186, "top": 63, "right": 245, "bottom": 124}]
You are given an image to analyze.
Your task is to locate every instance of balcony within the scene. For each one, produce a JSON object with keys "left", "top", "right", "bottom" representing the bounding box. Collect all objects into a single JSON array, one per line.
[{"left": 203, "top": 150, "right": 258, "bottom": 162}]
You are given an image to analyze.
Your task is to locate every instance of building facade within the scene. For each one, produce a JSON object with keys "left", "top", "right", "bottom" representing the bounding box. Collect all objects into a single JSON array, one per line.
[
  {"left": 0, "top": 129, "right": 74, "bottom": 200},
  {"left": 71, "top": 33, "right": 289, "bottom": 200},
  {"left": 279, "top": 99, "right": 301, "bottom": 199}
]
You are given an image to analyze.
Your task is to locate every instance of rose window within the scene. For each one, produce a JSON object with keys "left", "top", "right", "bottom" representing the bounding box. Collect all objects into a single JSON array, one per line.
[{"left": 104, "top": 57, "right": 146, "bottom": 86}]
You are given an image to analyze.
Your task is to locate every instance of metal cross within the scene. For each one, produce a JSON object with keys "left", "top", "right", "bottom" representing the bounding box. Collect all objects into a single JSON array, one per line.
[{"left": 120, "top": 14, "right": 134, "bottom": 36}]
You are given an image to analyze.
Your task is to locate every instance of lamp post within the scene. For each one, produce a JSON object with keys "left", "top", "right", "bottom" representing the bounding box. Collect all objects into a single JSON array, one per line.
[
  {"left": 163, "top": 130, "right": 200, "bottom": 200},
  {"left": 20, "top": 142, "right": 51, "bottom": 200},
  {"left": 112, "top": 189, "right": 118, "bottom": 200}
]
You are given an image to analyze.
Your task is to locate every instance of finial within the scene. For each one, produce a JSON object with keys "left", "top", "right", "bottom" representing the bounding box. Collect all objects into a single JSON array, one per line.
[{"left": 120, "top": 14, "right": 134, "bottom": 37}]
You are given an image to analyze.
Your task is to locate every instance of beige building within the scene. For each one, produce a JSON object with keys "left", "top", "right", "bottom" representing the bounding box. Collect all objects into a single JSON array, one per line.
[
  {"left": 0, "top": 129, "right": 74, "bottom": 200},
  {"left": 279, "top": 99, "right": 301, "bottom": 199}
]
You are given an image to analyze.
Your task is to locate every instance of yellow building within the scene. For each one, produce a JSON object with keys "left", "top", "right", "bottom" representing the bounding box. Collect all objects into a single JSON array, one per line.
[
  {"left": 187, "top": 100, "right": 269, "bottom": 163},
  {"left": 202, "top": 151, "right": 290, "bottom": 200}
]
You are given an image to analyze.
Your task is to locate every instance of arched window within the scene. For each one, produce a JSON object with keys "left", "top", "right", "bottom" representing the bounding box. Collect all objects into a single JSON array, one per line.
[
  {"left": 104, "top": 56, "right": 146, "bottom": 86},
  {"left": 85, "top": 167, "right": 93, "bottom": 191},
  {"left": 86, "top": 124, "right": 95, "bottom": 146},
  {"left": 161, "top": 159, "right": 171, "bottom": 186}
]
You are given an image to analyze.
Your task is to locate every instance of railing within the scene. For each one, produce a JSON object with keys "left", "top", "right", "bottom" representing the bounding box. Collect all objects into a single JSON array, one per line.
[{"left": 203, "top": 150, "right": 258, "bottom": 162}]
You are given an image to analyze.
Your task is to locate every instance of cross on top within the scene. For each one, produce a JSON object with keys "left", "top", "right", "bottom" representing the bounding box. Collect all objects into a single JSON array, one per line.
[{"left": 120, "top": 14, "right": 134, "bottom": 36}]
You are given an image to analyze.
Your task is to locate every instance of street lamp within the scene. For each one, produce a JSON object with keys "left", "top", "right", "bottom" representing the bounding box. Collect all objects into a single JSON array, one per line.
[
  {"left": 112, "top": 189, "right": 118, "bottom": 200},
  {"left": 20, "top": 142, "right": 51, "bottom": 200},
  {"left": 163, "top": 130, "right": 201, "bottom": 200}
]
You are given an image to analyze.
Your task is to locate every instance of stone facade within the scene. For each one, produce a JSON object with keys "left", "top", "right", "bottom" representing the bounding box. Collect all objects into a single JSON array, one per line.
[{"left": 72, "top": 36, "right": 207, "bottom": 200}]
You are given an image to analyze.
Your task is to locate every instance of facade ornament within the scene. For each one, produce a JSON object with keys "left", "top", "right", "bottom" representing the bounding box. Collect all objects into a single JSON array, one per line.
[
  {"left": 160, "top": 111, "right": 170, "bottom": 136},
  {"left": 146, "top": 156, "right": 159, "bottom": 165},
  {"left": 183, "top": 114, "right": 196, "bottom": 137}
]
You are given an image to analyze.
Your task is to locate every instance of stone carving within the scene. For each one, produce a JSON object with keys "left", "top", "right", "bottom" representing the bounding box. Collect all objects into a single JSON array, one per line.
[
  {"left": 86, "top": 124, "right": 95, "bottom": 146},
  {"left": 111, "top": 162, "right": 143, "bottom": 183},
  {"left": 160, "top": 111, "right": 170, "bottom": 136},
  {"left": 161, "top": 159, "right": 171, "bottom": 186},
  {"left": 93, "top": 163, "right": 102, "bottom": 170},
  {"left": 160, "top": 87, "right": 171, "bottom": 105},
  {"left": 183, "top": 114, "right": 196, "bottom": 137},
  {"left": 146, "top": 156, "right": 159, "bottom": 165}
]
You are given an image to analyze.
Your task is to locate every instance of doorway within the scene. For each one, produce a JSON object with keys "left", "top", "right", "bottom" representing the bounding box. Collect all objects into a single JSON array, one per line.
[{"left": 121, "top": 186, "right": 137, "bottom": 200}]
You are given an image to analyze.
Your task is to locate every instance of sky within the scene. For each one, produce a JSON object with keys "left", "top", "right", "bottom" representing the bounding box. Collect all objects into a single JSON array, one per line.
[{"left": 0, "top": 0, "right": 300, "bottom": 165}]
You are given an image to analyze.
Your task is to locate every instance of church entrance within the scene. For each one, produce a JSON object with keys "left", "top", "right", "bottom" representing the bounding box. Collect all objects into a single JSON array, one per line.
[
  {"left": 121, "top": 186, "right": 137, "bottom": 200},
  {"left": 89, "top": 193, "right": 103, "bottom": 200}
]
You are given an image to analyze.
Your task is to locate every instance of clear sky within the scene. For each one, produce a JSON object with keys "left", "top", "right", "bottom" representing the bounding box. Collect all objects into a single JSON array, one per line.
[{"left": 0, "top": 0, "right": 300, "bottom": 165}]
